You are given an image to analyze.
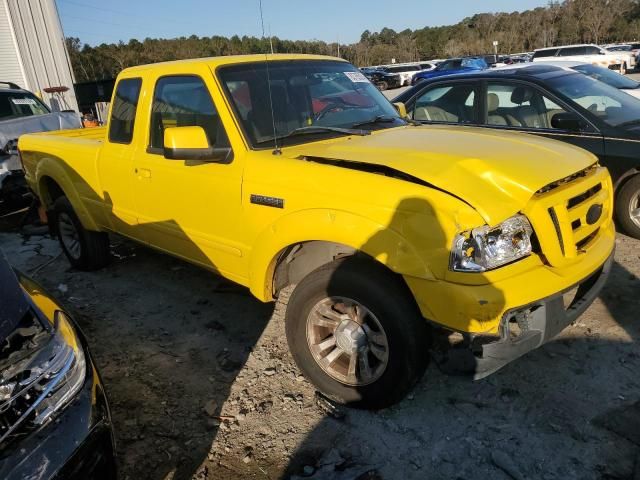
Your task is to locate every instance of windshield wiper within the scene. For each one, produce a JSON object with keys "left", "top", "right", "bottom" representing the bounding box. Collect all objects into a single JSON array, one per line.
[
  {"left": 266, "top": 126, "right": 370, "bottom": 144},
  {"left": 351, "top": 115, "right": 398, "bottom": 128}
]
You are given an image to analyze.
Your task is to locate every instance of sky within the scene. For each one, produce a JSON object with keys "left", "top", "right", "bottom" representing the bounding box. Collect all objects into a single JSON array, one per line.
[{"left": 56, "top": 0, "right": 550, "bottom": 46}]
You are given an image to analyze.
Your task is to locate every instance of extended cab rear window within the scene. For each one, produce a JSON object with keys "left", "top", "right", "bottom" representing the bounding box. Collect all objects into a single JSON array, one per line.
[
  {"left": 0, "top": 91, "right": 49, "bottom": 120},
  {"left": 109, "top": 78, "right": 142, "bottom": 144}
]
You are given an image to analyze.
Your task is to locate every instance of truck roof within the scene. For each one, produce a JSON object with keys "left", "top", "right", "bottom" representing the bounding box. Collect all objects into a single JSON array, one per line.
[{"left": 121, "top": 53, "right": 346, "bottom": 75}]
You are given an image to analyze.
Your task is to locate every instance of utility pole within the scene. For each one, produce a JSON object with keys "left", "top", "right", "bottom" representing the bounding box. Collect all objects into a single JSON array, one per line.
[{"left": 493, "top": 40, "right": 499, "bottom": 63}]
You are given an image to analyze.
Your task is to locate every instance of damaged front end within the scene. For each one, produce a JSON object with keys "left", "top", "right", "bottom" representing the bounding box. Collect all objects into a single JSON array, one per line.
[{"left": 0, "top": 308, "right": 86, "bottom": 448}]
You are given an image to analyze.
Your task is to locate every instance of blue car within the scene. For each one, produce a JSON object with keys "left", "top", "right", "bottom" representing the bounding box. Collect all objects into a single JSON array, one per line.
[{"left": 411, "top": 57, "right": 489, "bottom": 85}]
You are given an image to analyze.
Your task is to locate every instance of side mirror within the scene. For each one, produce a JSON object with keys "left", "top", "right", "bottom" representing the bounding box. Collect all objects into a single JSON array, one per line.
[
  {"left": 551, "top": 112, "right": 584, "bottom": 132},
  {"left": 393, "top": 102, "right": 408, "bottom": 118},
  {"left": 163, "top": 126, "right": 231, "bottom": 162}
]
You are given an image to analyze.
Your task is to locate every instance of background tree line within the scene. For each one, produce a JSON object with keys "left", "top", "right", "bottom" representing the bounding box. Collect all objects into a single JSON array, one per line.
[{"left": 67, "top": 0, "right": 640, "bottom": 82}]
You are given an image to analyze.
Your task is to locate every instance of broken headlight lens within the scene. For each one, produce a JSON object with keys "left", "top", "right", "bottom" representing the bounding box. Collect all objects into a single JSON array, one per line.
[
  {"left": 0, "top": 310, "right": 86, "bottom": 445},
  {"left": 450, "top": 215, "right": 534, "bottom": 272}
]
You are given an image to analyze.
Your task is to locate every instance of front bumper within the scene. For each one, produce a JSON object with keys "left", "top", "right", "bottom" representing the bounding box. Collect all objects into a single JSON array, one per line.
[
  {"left": 0, "top": 326, "right": 117, "bottom": 480},
  {"left": 472, "top": 249, "right": 613, "bottom": 378}
]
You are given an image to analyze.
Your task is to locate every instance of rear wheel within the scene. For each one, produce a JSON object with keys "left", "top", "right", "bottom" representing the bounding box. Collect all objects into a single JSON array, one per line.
[
  {"left": 376, "top": 81, "right": 388, "bottom": 91},
  {"left": 616, "top": 175, "right": 640, "bottom": 239},
  {"left": 285, "top": 257, "right": 430, "bottom": 409},
  {"left": 53, "top": 196, "right": 110, "bottom": 270}
]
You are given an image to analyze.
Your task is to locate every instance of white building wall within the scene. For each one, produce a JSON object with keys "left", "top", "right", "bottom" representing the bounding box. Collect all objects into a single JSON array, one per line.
[
  {"left": 0, "top": 0, "right": 26, "bottom": 87},
  {"left": 3, "top": 0, "right": 78, "bottom": 112}
]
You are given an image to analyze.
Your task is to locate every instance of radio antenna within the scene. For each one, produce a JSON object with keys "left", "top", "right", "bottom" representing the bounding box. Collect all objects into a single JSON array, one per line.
[{"left": 259, "top": 0, "right": 280, "bottom": 155}]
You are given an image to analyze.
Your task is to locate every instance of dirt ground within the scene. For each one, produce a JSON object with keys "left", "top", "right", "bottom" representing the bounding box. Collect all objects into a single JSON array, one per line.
[{"left": 1, "top": 209, "right": 640, "bottom": 480}]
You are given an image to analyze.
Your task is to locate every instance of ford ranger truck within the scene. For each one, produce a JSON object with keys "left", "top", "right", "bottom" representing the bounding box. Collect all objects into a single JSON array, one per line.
[{"left": 18, "top": 55, "right": 615, "bottom": 409}]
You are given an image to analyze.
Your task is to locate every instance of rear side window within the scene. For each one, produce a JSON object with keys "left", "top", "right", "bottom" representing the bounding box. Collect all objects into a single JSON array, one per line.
[
  {"left": 585, "top": 46, "right": 603, "bottom": 55},
  {"left": 109, "top": 78, "right": 142, "bottom": 144},
  {"left": 411, "top": 83, "right": 477, "bottom": 124},
  {"left": 533, "top": 49, "right": 559, "bottom": 59},
  {"left": 559, "top": 47, "right": 587, "bottom": 56}
]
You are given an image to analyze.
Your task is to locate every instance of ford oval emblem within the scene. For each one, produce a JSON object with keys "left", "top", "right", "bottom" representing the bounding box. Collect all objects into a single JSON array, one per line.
[{"left": 586, "top": 204, "right": 603, "bottom": 225}]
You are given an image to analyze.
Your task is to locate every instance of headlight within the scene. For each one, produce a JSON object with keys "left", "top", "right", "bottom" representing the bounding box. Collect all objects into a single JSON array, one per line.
[
  {"left": 450, "top": 214, "right": 534, "bottom": 272},
  {"left": 0, "top": 310, "right": 86, "bottom": 445}
]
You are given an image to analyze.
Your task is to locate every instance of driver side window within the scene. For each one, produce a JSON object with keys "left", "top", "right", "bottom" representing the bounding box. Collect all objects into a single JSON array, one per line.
[
  {"left": 411, "top": 84, "right": 476, "bottom": 124},
  {"left": 149, "top": 75, "right": 230, "bottom": 152}
]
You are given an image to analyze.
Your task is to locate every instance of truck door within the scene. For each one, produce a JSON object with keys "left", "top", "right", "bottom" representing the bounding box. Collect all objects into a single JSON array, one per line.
[
  {"left": 131, "top": 71, "right": 246, "bottom": 281},
  {"left": 97, "top": 77, "right": 146, "bottom": 241}
]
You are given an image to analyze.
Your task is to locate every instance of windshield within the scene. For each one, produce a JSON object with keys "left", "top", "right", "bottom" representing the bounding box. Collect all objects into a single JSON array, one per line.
[
  {"left": 218, "top": 60, "right": 402, "bottom": 148},
  {"left": 548, "top": 72, "right": 640, "bottom": 127},
  {"left": 0, "top": 91, "right": 50, "bottom": 120},
  {"left": 572, "top": 63, "right": 640, "bottom": 89}
]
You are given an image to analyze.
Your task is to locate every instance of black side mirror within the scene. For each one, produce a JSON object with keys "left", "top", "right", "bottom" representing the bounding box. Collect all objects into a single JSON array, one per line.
[{"left": 551, "top": 112, "right": 584, "bottom": 132}]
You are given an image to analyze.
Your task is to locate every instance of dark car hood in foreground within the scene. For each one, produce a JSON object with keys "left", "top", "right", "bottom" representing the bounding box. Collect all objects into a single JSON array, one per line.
[{"left": 0, "top": 251, "right": 29, "bottom": 342}]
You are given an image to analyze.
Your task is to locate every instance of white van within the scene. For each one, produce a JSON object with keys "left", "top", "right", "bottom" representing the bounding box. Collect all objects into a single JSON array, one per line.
[{"left": 532, "top": 44, "right": 635, "bottom": 74}]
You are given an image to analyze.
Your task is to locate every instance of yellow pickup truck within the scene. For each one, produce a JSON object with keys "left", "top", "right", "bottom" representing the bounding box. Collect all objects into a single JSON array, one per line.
[{"left": 19, "top": 54, "right": 615, "bottom": 408}]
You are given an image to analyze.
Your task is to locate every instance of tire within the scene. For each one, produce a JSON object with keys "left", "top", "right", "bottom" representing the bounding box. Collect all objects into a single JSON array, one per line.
[
  {"left": 285, "top": 256, "right": 430, "bottom": 409},
  {"left": 53, "top": 196, "right": 110, "bottom": 270},
  {"left": 615, "top": 174, "right": 640, "bottom": 240},
  {"left": 377, "top": 81, "right": 388, "bottom": 91}
]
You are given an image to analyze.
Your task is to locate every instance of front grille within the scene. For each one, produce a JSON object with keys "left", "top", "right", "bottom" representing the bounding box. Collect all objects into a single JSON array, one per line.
[{"left": 525, "top": 166, "right": 611, "bottom": 267}]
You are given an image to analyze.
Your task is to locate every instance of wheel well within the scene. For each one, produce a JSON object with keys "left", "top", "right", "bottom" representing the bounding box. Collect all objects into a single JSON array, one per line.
[
  {"left": 40, "top": 176, "right": 65, "bottom": 208},
  {"left": 272, "top": 241, "right": 357, "bottom": 296},
  {"left": 615, "top": 169, "right": 640, "bottom": 193}
]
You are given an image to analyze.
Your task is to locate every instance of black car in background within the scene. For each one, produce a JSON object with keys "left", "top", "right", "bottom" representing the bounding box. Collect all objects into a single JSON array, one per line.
[
  {"left": 0, "top": 251, "right": 117, "bottom": 479},
  {"left": 393, "top": 64, "right": 640, "bottom": 239},
  {"left": 361, "top": 68, "right": 402, "bottom": 90}
]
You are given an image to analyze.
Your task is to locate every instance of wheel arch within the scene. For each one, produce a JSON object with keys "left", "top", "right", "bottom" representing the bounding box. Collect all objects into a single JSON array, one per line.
[
  {"left": 248, "top": 209, "right": 435, "bottom": 302},
  {"left": 614, "top": 167, "right": 640, "bottom": 192},
  {"left": 36, "top": 159, "right": 99, "bottom": 231}
]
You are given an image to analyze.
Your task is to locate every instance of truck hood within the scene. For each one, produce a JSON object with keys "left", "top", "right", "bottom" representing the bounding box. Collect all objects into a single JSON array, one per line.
[
  {"left": 0, "top": 111, "right": 82, "bottom": 153},
  {"left": 287, "top": 125, "right": 596, "bottom": 225}
]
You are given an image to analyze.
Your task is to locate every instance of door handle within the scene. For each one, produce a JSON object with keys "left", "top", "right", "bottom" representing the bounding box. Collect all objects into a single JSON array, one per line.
[{"left": 135, "top": 168, "right": 151, "bottom": 179}]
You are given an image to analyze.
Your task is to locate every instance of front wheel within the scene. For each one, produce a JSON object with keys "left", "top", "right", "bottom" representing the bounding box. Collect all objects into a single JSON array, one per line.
[
  {"left": 616, "top": 175, "right": 640, "bottom": 239},
  {"left": 53, "top": 196, "right": 110, "bottom": 270},
  {"left": 285, "top": 257, "right": 430, "bottom": 409}
]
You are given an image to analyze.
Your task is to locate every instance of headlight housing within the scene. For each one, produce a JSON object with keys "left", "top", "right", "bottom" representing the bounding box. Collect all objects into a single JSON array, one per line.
[
  {"left": 450, "top": 214, "right": 534, "bottom": 272},
  {"left": 0, "top": 309, "right": 86, "bottom": 445}
]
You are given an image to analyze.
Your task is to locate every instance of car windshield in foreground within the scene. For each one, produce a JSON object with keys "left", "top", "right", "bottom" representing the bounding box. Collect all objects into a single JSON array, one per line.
[
  {"left": 218, "top": 60, "right": 404, "bottom": 148},
  {"left": 548, "top": 72, "right": 640, "bottom": 128},
  {"left": 0, "top": 91, "right": 50, "bottom": 120},
  {"left": 572, "top": 63, "right": 640, "bottom": 90}
]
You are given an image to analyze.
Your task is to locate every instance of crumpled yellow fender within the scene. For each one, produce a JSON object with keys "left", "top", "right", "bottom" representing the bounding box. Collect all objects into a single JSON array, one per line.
[
  {"left": 34, "top": 157, "right": 99, "bottom": 231},
  {"left": 248, "top": 208, "right": 435, "bottom": 302}
]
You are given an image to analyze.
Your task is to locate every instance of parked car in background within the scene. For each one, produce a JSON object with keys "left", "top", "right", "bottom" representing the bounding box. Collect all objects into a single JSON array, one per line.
[
  {"left": 394, "top": 64, "right": 640, "bottom": 238},
  {"left": 0, "top": 251, "right": 117, "bottom": 479},
  {"left": 411, "top": 57, "right": 489, "bottom": 85},
  {"left": 361, "top": 68, "right": 402, "bottom": 90},
  {"left": 19, "top": 54, "right": 615, "bottom": 408},
  {"left": 417, "top": 62, "right": 437, "bottom": 72},
  {"left": 0, "top": 82, "right": 81, "bottom": 211},
  {"left": 507, "top": 60, "right": 640, "bottom": 98},
  {"left": 532, "top": 44, "right": 635, "bottom": 74},
  {"left": 377, "top": 64, "right": 422, "bottom": 86}
]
